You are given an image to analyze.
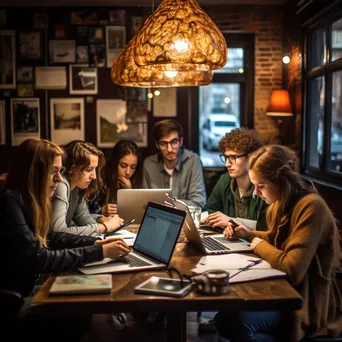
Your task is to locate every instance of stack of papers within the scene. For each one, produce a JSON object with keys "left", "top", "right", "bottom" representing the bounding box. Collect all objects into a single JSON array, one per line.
[{"left": 192, "top": 253, "right": 286, "bottom": 283}]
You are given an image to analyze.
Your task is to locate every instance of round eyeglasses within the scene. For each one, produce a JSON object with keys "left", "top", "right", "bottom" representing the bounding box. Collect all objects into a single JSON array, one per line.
[
  {"left": 51, "top": 167, "right": 66, "bottom": 177},
  {"left": 158, "top": 138, "right": 180, "bottom": 149},
  {"left": 219, "top": 153, "right": 248, "bottom": 164}
]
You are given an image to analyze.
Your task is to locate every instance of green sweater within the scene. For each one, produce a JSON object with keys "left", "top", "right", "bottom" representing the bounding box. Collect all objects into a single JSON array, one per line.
[{"left": 203, "top": 173, "right": 268, "bottom": 230}]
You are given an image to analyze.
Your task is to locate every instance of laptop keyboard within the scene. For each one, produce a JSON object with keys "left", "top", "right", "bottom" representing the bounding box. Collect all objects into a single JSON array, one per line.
[
  {"left": 202, "top": 236, "right": 231, "bottom": 251},
  {"left": 120, "top": 253, "right": 152, "bottom": 267}
]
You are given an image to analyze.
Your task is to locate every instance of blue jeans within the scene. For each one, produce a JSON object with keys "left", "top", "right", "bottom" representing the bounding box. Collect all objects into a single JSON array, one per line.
[{"left": 214, "top": 310, "right": 288, "bottom": 342}]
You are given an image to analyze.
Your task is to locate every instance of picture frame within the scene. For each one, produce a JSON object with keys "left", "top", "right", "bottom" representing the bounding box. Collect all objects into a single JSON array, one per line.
[
  {"left": 69, "top": 65, "right": 98, "bottom": 95},
  {"left": 71, "top": 11, "right": 97, "bottom": 25},
  {"left": 88, "top": 26, "right": 105, "bottom": 44},
  {"left": 76, "top": 45, "right": 89, "bottom": 64},
  {"left": 49, "top": 40, "right": 76, "bottom": 64},
  {"left": 153, "top": 87, "right": 177, "bottom": 117},
  {"left": 131, "top": 16, "right": 144, "bottom": 36},
  {"left": 50, "top": 98, "right": 85, "bottom": 146},
  {"left": 0, "top": 101, "right": 5, "bottom": 144},
  {"left": 0, "top": 30, "right": 16, "bottom": 89},
  {"left": 33, "top": 13, "right": 49, "bottom": 29},
  {"left": 89, "top": 44, "right": 105, "bottom": 67},
  {"left": 35, "top": 66, "right": 67, "bottom": 90},
  {"left": 17, "top": 66, "right": 33, "bottom": 83},
  {"left": 97, "top": 99, "right": 147, "bottom": 147},
  {"left": 19, "top": 31, "right": 41, "bottom": 59},
  {"left": 17, "top": 84, "right": 34, "bottom": 97},
  {"left": 11, "top": 98, "right": 40, "bottom": 146},
  {"left": 106, "top": 26, "right": 126, "bottom": 68},
  {"left": 109, "top": 10, "right": 126, "bottom": 26}
]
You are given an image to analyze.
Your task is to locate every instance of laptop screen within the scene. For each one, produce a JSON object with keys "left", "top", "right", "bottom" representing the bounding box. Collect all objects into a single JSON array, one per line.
[{"left": 133, "top": 202, "right": 186, "bottom": 264}]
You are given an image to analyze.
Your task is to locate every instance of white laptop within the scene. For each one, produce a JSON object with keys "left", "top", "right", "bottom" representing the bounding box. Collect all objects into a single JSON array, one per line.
[
  {"left": 79, "top": 201, "right": 186, "bottom": 275},
  {"left": 117, "top": 188, "right": 171, "bottom": 224},
  {"left": 169, "top": 196, "right": 252, "bottom": 255}
]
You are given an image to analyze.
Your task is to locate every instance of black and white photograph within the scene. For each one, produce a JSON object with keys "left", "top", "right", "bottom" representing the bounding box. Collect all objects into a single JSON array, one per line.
[
  {"left": 89, "top": 44, "right": 105, "bottom": 67},
  {"left": 69, "top": 65, "right": 98, "bottom": 94},
  {"left": 49, "top": 40, "right": 76, "bottom": 63},
  {"left": 106, "top": 26, "right": 126, "bottom": 68},
  {"left": 109, "top": 10, "right": 126, "bottom": 26},
  {"left": 17, "top": 66, "right": 33, "bottom": 83},
  {"left": 33, "top": 13, "right": 49, "bottom": 29},
  {"left": 0, "top": 30, "right": 16, "bottom": 89},
  {"left": 88, "top": 26, "right": 105, "bottom": 44},
  {"left": 19, "top": 31, "right": 41, "bottom": 59},
  {"left": 11, "top": 98, "right": 40, "bottom": 145},
  {"left": 131, "top": 16, "right": 144, "bottom": 35},
  {"left": 76, "top": 46, "right": 89, "bottom": 64},
  {"left": 0, "top": 101, "right": 5, "bottom": 144},
  {"left": 50, "top": 98, "right": 85, "bottom": 145}
]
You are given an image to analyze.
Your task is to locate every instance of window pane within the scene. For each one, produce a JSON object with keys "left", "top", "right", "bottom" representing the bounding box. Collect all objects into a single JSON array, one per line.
[
  {"left": 199, "top": 83, "right": 240, "bottom": 167},
  {"left": 308, "top": 77, "right": 325, "bottom": 168},
  {"left": 309, "top": 28, "right": 326, "bottom": 69},
  {"left": 214, "top": 48, "right": 244, "bottom": 74},
  {"left": 329, "top": 70, "right": 342, "bottom": 172},
  {"left": 331, "top": 18, "right": 342, "bottom": 62}
]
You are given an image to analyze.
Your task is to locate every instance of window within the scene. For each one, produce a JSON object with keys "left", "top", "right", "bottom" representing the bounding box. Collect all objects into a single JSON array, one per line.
[
  {"left": 193, "top": 33, "right": 255, "bottom": 168},
  {"left": 304, "top": 13, "right": 342, "bottom": 185}
]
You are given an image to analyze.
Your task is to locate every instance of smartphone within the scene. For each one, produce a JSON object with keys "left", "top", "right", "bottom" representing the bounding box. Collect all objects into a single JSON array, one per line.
[
  {"left": 228, "top": 218, "right": 239, "bottom": 231},
  {"left": 104, "top": 218, "right": 135, "bottom": 238}
]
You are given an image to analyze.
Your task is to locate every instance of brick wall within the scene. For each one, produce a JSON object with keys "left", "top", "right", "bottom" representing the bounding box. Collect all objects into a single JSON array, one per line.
[{"left": 205, "top": 5, "right": 285, "bottom": 143}]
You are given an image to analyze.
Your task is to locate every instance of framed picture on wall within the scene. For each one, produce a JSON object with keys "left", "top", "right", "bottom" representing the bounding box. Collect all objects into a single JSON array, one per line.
[
  {"left": 69, "top": 65, "right": 98, "bottom": 94},
  {"left": 131, "top": 16, "right": 143, "bottom": 36},
  {"left": 153, "top": 87, "right": 177, "bottom": 117},
  {"left": 96, "top": 99, "right": 148, "bottom": 148},
  {"left": 106, "top": 26, "right": 126, "bottom": 68},
  {"left": 0, "top": 101, "right": 6, "bottom": 144},
  {"left": 50, "top": 98, "right": 85, "bottom": 146},
  {"left": 33, "top": 13, "right": 49, "bottom": 29},
  {"left": 49, "top": 40, "right": 76, "bottom": 63},
  {"left": 17, "top": 66, "right": 33, "bottom": 83},
  {"left": 10, "top": 98, "right": 40, "bottom": 146},
  {"left": 19, "top": 31, "right": 42, "bottom": 59},
  {"left": 109, "top": 10, "right": 126, "bottom": 26},
  {"left": 0, "top": 30, "right": 16, "bottom": 89}
]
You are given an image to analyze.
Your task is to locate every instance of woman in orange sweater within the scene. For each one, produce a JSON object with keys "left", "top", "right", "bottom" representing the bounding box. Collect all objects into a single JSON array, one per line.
[{"left": 216, "top": 145, "right": 342, "bottom": 342}]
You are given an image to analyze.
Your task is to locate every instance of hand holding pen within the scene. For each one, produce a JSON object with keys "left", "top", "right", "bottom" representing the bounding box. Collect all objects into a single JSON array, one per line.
[
  {"left": 229, "top": 259, "right": 263, "bottom": 280},
  {"left": 104, "top": 218, "right": 135, "bottom": 238}
]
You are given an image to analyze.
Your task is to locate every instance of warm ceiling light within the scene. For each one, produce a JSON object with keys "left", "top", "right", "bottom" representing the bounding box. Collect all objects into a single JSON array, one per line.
[
  {"left": 111, "top": 34, "right": 213, "bottom": 87},
  {"left": 266, "top": 90, "right": 293, "bottom": 117},
  {"left": 282, "top": 55, "right": 291, "bottom": 64},
  {"left": 133, "top": 0, "right": 227, "bottom": 72}
]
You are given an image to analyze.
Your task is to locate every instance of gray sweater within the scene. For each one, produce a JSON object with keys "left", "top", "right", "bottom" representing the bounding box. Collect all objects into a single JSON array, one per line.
[{"left": 51, "top": 177, "right": 100, "bottom": 237}]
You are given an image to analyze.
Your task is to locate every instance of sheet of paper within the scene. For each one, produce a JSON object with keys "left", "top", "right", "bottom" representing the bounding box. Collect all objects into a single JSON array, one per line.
[{"left": 200, "top": 211, "right": 209, "bottom": 221}]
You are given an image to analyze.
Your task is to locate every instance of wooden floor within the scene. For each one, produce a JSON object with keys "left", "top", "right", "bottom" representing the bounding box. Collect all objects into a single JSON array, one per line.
[{"left": 81, "top": 311, "right": 228, "bottom": 342}]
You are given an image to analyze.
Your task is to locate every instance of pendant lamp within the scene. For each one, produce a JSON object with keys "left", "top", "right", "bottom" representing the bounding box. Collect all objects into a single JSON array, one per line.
[
  {"left": 134, "top": 0, "right": 227, "bottom": 72},
  {"left": 111, "top": 34, "right": 213, "bottom": 87}
]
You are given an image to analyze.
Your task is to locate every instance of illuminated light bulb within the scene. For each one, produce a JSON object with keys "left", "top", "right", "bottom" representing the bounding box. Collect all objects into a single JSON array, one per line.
[
  {"left": 164, "top": 71, "right": 179, "bottom": 78},
  {"left": 224, "top": 97, "right": 231, "bottom": 104},
  {"left": 239, "top": 68, "right": 244, "bottom": 73},
  {"left": 173, "top": 39, "right": 189, "bottom": 53},
  {"left": 148, "top": 92, "right": 153, "bottom": 98},
  {"left": 282, "top": 55, "right": 290, "bottom": 64},
  {"left": 154, "top": 90, "right": 160, "bottom": 96}
]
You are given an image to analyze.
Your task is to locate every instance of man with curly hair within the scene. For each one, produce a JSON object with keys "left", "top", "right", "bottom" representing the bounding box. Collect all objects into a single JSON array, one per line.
[{"left": 202, "top": 127, "right": 268, "bottom": 231}]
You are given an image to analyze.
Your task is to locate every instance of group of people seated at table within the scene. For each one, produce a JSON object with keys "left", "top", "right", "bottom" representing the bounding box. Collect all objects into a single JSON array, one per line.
[{"left": 0, "top": 118, "right": 341, "bottom": 341}]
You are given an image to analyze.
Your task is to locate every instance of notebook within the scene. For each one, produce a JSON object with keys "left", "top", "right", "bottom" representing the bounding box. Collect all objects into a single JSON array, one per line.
[
  {"left": 170, "top": 197, "right": 252, "bottom": 255},
  {"left": 79, "top": 201, "right": 186, "bottom": 275},
  {"left": 117, "top": 188, "right": 172, "bottom": 223}
]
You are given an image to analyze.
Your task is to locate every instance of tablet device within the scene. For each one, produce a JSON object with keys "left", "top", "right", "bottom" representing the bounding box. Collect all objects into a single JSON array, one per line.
[{"left": 134, "top": 277, "right": 193, "bottom": 298}]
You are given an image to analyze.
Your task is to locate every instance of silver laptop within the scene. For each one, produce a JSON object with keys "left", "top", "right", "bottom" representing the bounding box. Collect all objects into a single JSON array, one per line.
[
  {"left": 169, "top": 196, "right": 252, "bottom": 255},
  {"left": 79, "top": 201, "right": 186, "bottom": 275},
  {"left": 117, "top": 188, "right": 172, "bottom": 224}
]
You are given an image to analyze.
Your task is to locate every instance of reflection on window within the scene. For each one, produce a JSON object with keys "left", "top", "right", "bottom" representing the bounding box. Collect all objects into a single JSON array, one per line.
[
  {"left": 309, "top": 77, "right": 325, "bottom": 169},
  {"left": 332, "top": 19, "right": 342, "bottom": 62},
  {"left": 214, "top": 48, "right": 244, "bottom": 74},
  {"left": 329, "top": 70, "right": 342, "bottom": 173},
  {"left": 199, "top": 83, "right": 240, "bottom": 167},
  {"left": 310, "top": 28, "right": 326, "bottom": 68}
]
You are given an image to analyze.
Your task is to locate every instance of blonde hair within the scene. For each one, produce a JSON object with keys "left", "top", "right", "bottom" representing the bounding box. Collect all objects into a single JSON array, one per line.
[{"left": 6, "top": 139, "right": 64, "bottom": 246}]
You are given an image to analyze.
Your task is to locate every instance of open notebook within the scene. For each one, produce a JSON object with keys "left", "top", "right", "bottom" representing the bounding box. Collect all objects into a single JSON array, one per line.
[{"left": 79, "top": 201, "right": 186, "bottom": 275}]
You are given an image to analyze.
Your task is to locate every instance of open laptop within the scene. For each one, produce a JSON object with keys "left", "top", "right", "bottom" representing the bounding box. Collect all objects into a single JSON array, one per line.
[
  {"left": 79, "top": 201, "right": 186, "bottom": 275},
  {"left": 117, "top": 188, "right": 171, "bottom": 224},
  {"left": 169, "top": 196, "right": 252, "bottom": 255}
]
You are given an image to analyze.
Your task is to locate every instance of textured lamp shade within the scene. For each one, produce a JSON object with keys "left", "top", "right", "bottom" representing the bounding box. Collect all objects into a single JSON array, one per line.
[
  {"left": 266, "top": 90, "right": 293, "bottom": 117},
  {"left": 111, "top": 35, "right": 213, "bottom": 87},
  {"left": 134, "top": 0, "right": 227, "bottom": 72}
]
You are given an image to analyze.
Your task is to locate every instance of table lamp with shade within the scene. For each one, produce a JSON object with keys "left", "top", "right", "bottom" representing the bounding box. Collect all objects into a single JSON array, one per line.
[{"left": 266, "top": 89, "right": 294, "bottom": 144}]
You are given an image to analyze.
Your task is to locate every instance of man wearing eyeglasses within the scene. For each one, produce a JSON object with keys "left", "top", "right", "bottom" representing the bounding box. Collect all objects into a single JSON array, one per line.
[
  {"left": 142, "top": 119, "right": 206, "bottom": 208},
  {"left": 202, "top": 127, "right": 267, "bottom": 231}
]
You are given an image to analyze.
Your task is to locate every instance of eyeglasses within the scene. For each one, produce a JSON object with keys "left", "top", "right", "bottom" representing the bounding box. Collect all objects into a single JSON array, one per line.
[
  {"left": 219, "top": 153, "right": 248, "bottom": 164},
  {"left": 51, "top": 167, "right": 66, "bottom": 177},
  {"left": 158, "top": 138, "right": 180, "bottom": 149}
]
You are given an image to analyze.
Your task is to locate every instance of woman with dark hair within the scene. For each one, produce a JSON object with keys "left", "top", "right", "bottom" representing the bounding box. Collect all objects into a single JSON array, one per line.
[
  {"left": 88, "top": 139, "right": 143, "bottom": 216},
  {"left": 0, "top": 138, "right": 130, "bottom": 340},
  {"left": 215, "top": 145, "right": 342, "bottom": 342},
  {"left": 51, "top": 140, "right": 124, "bottom": 236}
]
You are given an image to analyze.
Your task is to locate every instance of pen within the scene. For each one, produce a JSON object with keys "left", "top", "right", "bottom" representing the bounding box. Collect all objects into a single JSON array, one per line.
[{"left": 229, "top": 259, "right": 263, "bottom": 280}]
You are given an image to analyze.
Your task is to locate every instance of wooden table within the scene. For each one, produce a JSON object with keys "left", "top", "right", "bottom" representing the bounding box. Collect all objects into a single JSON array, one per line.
[{"left": 31, "top": 239, "right": 303, "bottom": 341}]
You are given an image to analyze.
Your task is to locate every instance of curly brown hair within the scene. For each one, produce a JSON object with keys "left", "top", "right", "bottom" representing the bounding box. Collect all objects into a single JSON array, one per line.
[{"left": 218, "top": 128, "right": 264, "bottom": 154}]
